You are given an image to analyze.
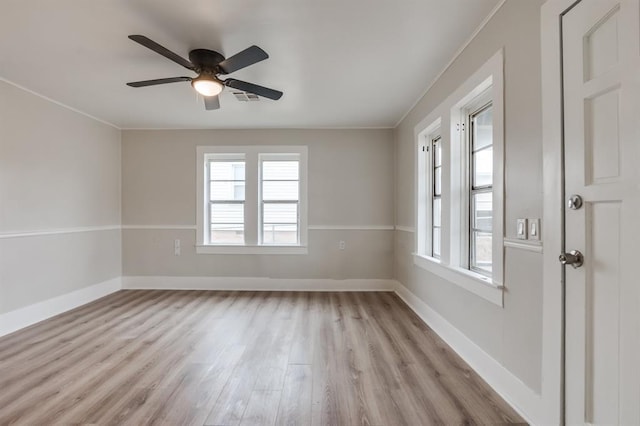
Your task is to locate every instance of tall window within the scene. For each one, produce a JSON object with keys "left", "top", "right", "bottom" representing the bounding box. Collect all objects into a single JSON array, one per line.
[
  {"left": 196, "top": 145, "right": 308, "bottom": 254},
  {"left": 260, "top": 156, "right": 300, "bottom": 245},
  {"left": 469, "top": 103, "right": 493, "bottom": 275},
  {"left": 412, "top": 50, "right": 503, "bottom": 306},
  {"left": 431, "top": 136, "right": 442, "bottom": 258},
  {"left": 208, "top": 157, "right": 246, "bottom": 244}
]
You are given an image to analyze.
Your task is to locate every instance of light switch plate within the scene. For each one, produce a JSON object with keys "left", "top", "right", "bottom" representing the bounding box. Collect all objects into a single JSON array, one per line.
[
  {"left": 516, "top": 219, "right": 528, "bottom": 240},
  {"left": 528, "top": 218, "right": 541, "bottom": 241}
]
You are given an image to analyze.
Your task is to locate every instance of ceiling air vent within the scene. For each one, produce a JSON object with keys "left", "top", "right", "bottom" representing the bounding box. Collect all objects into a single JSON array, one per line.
[{"left": 232, "top": 91, "right": 260, "bottom": 102}]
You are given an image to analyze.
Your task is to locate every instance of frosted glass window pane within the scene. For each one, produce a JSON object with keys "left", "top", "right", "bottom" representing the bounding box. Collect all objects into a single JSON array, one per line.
[
  {"left": 471, "top": 231, "right": 492, "bottom": 274},
  {"left": 473, "top": 192, "right": 493, "bottom": 231},
  {"left": 262, "top": 181, "right": 299, "bottom": 201},
  {"left": 262, "top": 161, "right": 299, "bottom": 180},
  {"left": 210, "top": 182, "right": 245, "bottom": 201},
  {"left": 210, "top": 203, "right": 244, "bottom": 224},
  {"left": 473, "top": 147, "right": 493, "bottom": 187},
  {"left": 433, "top": 198, "right": 441, "bottom": 227},
  {"left": 263, "top": 203, "right": 298, "bottom": 223},
  {"left": 210, "top": 161, "right": 245, "bottom": 181},
  {"left": 262, "top": 224, "right": 298, "bottom": 244},
  {"left": 472, "top": 106, "right": 493, "bottom": 151}
]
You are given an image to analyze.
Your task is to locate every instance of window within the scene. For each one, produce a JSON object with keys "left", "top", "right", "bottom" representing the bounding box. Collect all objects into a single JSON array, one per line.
[
  {"left": 208, "top": 157, "right": 245, "bottom": 244},
  {"left": 260, "top": 157, "right": 300, "bottom": 245},
  {"left": 415, "top": 119, "right": 442, "bottom": 261},
  {"left": 468, "top": 99, "right": 493, "bottom": 276},
  {"left": 431, "top": 135, "right": 442, "bottom": 258},
  {"left": 413, "top": 49, "right": 504, "bottom": 306},
  {"left": 196, "top": 146, "right": 308, "bottom": 254}
]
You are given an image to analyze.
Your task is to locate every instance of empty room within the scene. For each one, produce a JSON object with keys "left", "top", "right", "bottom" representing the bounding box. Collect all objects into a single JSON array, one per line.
[{"left": 1, "top": 0, "right": 638, "bottom": 424}]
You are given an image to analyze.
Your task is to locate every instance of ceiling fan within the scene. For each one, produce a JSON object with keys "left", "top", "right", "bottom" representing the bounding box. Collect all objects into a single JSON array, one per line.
[{"left": 126, "top": 35, "right": 283, "bottom": 110}]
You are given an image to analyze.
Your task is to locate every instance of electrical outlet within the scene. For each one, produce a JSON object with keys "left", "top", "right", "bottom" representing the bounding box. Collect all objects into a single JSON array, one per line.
[
  {"left": 529, "top": 218, "right": 541, "bottom": 241},
  {"left": 339, "top": 240, "right": 346, "bottom": 250},
  {"left": 174, "top": 239, "right": 181, "bottom": 256},
  {"left": 516, "top": 219, "right": 528, "bottom": 240}
]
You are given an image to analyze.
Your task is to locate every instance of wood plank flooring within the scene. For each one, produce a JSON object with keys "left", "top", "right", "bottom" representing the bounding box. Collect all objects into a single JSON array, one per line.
[{"left": 0, "top": 290, "right": 525, "bottom": 425}]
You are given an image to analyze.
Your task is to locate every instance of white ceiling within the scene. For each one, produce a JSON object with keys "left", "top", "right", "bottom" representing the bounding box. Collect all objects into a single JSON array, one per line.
[{"left": 0, "top": 0, "right": 501, "bottom": 129}]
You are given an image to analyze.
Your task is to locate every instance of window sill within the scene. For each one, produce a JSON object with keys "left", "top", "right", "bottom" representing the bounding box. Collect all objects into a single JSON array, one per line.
[
  {"left": 196, "top": 245, "right": 308, "bottom": 255},
  {"left": 413, "top": 254, "right": 503, "bottom": 307}
]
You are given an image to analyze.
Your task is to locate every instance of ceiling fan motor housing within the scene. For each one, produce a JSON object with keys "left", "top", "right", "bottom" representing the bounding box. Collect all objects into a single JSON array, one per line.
[{"left": 188, "top": 49, "right": 226, "bottom": 73}]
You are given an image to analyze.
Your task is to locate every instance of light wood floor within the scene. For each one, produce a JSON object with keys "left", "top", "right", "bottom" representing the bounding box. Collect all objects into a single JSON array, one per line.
[{"left": 0, "top": 290, "right": 524, "bottom": 425}]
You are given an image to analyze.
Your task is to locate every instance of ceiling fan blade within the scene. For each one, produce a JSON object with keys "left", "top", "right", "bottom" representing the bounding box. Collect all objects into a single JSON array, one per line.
[
  {"left": 218, "top": 46, "right": 268, "bottom": 74},
  {"left": 204, "top": 95, "right": 220, "bottom": 110},
  {"left": 128, "top": 35, "right": 194, "bottom": 70},
  {"left": 126, "top": 77, "right": 192, "bottom": 87},
  {"left": 224, "top": 79, "right": 283, "bottom": 100}
]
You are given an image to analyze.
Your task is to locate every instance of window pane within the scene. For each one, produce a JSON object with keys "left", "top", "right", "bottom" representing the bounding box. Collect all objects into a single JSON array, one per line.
[
  {"left": 263, "top": 203, "right": 298, "bottom": 223},
  {"left": 210, "top": 161, "right": 245, "bottom": 181},
  {"left": 210, "top": 181, "right": 245, "bottom": 201},
  {"left": 262, "top": 224, "right": 298, "bottom": 245},
  {"left": 211, "top": 203, "right": 244, "bottom": 224},
  {"left": 433, "top": 227, "right": 441, "bottom": 258},
  {"left": 473, "top": 147, "right": 493, "bottom": 187},
  {"left": 433, "top": 139, "right": 442, "bottom": 167},
  {"left": 433, "top": 198, "right": 441, "bottom": 227},
  {"left": 472, "top": 106, "right": 493, "bottom": 151},
  {"left": 473, "top": 192, "right": 493, "bottom": 231},
  {"left": 262, "top": 181, "right": 299, "bottom": 201},
  {"left": 262, "top": 161, "right": 299, "bottom": 180},
  {"left": 471, "top": 231, "right": 492, "bottom": 274},
  {"left": 434, "top": 167, "right": 442, "bottom": 195},
  {"left": 210, "top": 225, "right": 244, "bottom": 244}
]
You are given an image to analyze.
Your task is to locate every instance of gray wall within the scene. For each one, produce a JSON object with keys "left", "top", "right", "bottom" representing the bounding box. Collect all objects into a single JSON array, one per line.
[
  {"left": 0, "top": 80, "right": 122, "bottom": 314},
  {"left": 121, "top": 129, "right": 394, "bottom": 279},
  {"left": 394, "top": 0, "right": 545, "bottom": 392}
]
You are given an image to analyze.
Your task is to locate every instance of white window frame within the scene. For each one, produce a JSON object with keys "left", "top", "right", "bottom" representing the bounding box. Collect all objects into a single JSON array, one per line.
[
  {"left": 413, "top": 49, "right": 504, "bottom": 307},
  {"left": 416, "top": 119, "right": 442, "bottom": 262},
  {"left": 259, "top": 153, "right": 302, "bottom": 246},
  {"left": 464, "top": 91, "right": 493, "bottom": 276},
  {"left": 196, "top": 145, "right": 308, "bottom": 255}
]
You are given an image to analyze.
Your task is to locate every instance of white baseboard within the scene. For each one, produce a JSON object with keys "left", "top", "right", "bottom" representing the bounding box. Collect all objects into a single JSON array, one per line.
[
  {"left": 0, "top": 277, "right": 122, "bottom": 338},
  {"left": 123, "top": 276, "right": 397, "bottom": 292},
  {"left": 393, "top": 282, "right": 543, "bottom": 425}
]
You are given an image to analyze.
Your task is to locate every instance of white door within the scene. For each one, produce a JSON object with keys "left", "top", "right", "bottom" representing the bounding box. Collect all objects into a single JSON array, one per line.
[{"left": 562, "top": 0, "right": 640, "bottom": 424}]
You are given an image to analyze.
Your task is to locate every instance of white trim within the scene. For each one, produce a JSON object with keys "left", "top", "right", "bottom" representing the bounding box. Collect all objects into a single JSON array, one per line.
[
  {"left": 121, "top": 126, "right": 395, "bottom": 131},
  {"left": 195, "top": 245, "right": 308, "bottom": 255},
  {"left": 121, "top": 224, "right": 395, "bottom": 232},
  {"left": 503, "top": 238, "right": 543, "bottom": 253},
  {"left": 540, "top": 0, "right": 573, "bottom": 424},
  {"left": 0, "top": 75, "right": 120, "bottom": 129},
  {"left": 121, "top": 225, "right": 197, "bottom": 230},
  {"left": 0, "top": 225, "right": 121, "bottom": 239},
  {"left": 394, "top": 281, "right": 543, "bottom": 425},
  {"left": 122, "top": 225, "right": 400, "bottom": 232},
  {"left": 308, "top": 225, "right": 394, "bottom": 231},
  {"left": 394, "top": 0, "right": 507, "bottom": 127},
  {"left": 123, "top": 276, "right": 397, "bottom": 292},
  {"left": 395, "top": 225, "right": 415, "bottom": 233},
  {"left": 413, "top": 254, "right": 503, "bottom": 306},
  {"left": 0, "top": 277, "right": 122, "bottom": 337}
]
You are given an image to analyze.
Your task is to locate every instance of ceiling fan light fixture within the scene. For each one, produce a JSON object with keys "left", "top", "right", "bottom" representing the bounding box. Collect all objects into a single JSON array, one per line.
[{"left": 191, "top": 75, "right": 223, "bottom": 97}]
